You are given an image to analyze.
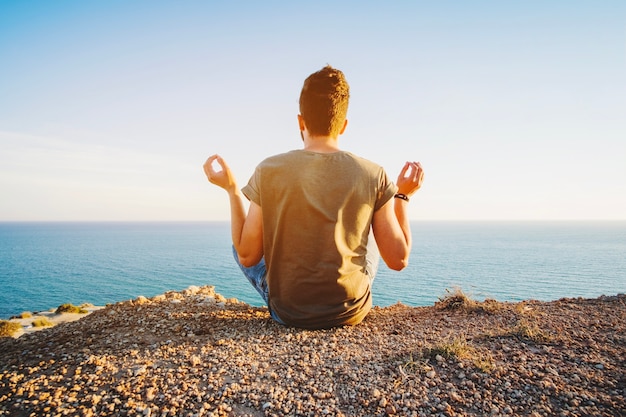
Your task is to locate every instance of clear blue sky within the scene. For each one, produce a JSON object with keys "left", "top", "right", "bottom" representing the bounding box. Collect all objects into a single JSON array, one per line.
[{"left": 1, "top": 1, "right": 624, "bottom": 221}]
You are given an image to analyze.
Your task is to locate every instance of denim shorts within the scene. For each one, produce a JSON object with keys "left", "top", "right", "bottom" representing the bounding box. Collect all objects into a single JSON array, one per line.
[{"left": 231, "top": 245, "right": 285, "bottom": 324}]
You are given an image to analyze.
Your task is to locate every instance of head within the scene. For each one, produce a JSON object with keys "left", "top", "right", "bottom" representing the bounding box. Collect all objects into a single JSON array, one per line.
[{"left": 298, "top": 65, "right": 350, "bottom": 138}]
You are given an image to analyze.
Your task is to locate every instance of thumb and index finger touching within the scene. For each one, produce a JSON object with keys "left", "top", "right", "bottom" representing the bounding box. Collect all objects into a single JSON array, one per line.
[
  {"left": 203, "top": 154, "right": 231, "bottom": 178},
  {"left": 397, "top": 161, "right": 425, "bottom": 196},
  {"left": 204, "top": 154, "right": 224, "bottom": 173},
  {"left": 203, "top": 154, "right": 239, "bottom": 192},
  {"left": 203, "top": 154, "right": 228, "bottom": 183}
]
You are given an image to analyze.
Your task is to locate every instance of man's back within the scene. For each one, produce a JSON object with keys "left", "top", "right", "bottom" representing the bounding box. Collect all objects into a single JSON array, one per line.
[
  {"left": 242, "top": 150, "right": 396, "bottom": 328},
  {"left": 204, "top": 65, "right": 424, "bottom": 329}
]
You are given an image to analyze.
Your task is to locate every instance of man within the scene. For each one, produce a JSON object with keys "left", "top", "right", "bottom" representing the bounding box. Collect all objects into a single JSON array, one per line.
[{"left": 203, "top": 65, "right": 424, "bottom": 329}]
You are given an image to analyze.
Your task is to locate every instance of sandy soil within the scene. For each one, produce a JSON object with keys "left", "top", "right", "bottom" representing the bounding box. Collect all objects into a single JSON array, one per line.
[
  {"left": 0, "top": 286, "right": 624, "bottom": 416},
  {"left": 7, "top": 306, "right": 105, "bottom": 338}
]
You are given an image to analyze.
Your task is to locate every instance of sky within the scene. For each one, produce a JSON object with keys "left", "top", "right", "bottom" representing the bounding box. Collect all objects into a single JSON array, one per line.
[{"left": 1, "top": 1, "right": 625, "bottom": 221}]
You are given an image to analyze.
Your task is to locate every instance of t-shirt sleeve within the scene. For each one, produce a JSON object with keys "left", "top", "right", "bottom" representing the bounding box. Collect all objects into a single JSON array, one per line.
[
  {"left": 241, "top": 166, "right": 261, "bottom": 206},
  {"left": 374, "top": 169, "right": 398, "bottom": 211}
]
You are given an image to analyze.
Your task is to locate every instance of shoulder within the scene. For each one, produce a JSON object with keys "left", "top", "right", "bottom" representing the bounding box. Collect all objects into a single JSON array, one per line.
[
  {"left": 341, "top": 152, "right": 386, "bottom": 173},
  {"left": 257, "top": 150, "right": 303, "bottom": 167}
]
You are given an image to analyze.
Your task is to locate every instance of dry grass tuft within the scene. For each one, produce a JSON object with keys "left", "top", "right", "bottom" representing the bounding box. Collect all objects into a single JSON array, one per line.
[
  {"left": 0, "top": 320, "right": 22, "bottom": 337},
  {"left": 435, "top": 287, "right": 503, "bottom": 314},
  {"left": 472, "top": 353, "right": 496, "bottom": 373},
  {"left": 31, "top": 317, "right": 54, "bottom": 328},
  {"left": 479, "top": 302, "right": 553, "bottom": 344},
  {"left": 435, "top": 287, "right": 476, "bottom": 310},
  {"left": 55, "top": 303, "right": 88, "bottom": 314},
  {"left": 424, "top": 336, "right": 473, "bottom": 360},
  {"left": 420, "top": 335, "right": 495, "bottom": 373},
  {"left": 510, "top": 317, "right": 552, "bottom": 343}
]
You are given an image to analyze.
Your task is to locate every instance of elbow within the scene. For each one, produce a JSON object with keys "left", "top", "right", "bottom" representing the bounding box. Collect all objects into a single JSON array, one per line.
[
  {"left": 387, "top": 257, "right": 409, "bottom": 271},
  {"left": 380, "top": 246, "right": 411, "bottom": 271},
  {"left": 238, "top": 249, "right": 263, "bottom": 268},
  {"left": 238, "top": 254, "right": 257, "bottom": 268},
  {"left": 240, "top": 259, "right": 255, "bottom": 268}
]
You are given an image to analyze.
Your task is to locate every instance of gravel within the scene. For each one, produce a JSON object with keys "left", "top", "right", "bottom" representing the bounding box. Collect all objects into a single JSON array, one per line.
[{"left": 0, "top": 286, "right": 624, "bottom": 416}]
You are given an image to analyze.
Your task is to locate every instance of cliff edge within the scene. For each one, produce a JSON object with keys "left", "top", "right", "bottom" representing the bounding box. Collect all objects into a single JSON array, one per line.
[{"left": 0, "top": 286, "right": 624, "bottom": 416}]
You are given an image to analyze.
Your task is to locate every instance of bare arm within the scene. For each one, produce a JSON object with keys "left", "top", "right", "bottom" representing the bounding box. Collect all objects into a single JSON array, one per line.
[
  {"left": 372, "top": 161, "right": 424, "bottom": 270},
  {"left": 203, "top": 154, "right": 264, "bottom": 267}
]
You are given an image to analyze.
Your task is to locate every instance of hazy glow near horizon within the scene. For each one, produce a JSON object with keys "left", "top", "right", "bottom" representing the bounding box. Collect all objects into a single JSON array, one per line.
[{"left": 1, "top": 2, "right": 625, "bottom": 221}]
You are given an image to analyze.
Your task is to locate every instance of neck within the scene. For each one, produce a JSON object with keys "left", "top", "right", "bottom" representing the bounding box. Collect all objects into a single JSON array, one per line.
[{"left": 302, "top": 134, "right": 340, "bottom": 153}]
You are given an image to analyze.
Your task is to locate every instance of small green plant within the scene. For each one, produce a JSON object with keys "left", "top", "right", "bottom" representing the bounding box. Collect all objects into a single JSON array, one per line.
[
  {"left": 424, "top": 336, "right": 473, "bottom": 360},
  {"left": 472, "top": 353, "right": 495, "bottom": 373},
  {"left": 31, "top": 317, "right": 54, "bottom": 327},
  {"left": 55, "top": 303, "right": 88, "bottom": 314},
  {"left": 20, "top": 312, "right": 33, "bottom": 319},
  {"left": 423, "top": 336, "right": 495, "bottom": 373},
  {"left": 512, "top": 318, "right": 551, "bottom": 343},
  {"left": 399, "top": 352, "right": 431, "bottom": 374},
  {"left": 0, "top": 320, "right": 22, "bottom": 337}
]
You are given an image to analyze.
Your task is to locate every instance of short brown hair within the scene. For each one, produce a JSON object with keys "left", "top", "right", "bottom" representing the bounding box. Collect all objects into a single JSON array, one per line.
[{"left": 299, "top": 65, "right": 350, "bottom": 138}]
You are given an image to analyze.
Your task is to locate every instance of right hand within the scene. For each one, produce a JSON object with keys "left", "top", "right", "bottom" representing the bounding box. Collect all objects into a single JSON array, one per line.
[
  {"left": 396, "top": 161, "right": 424, "bottom": 197},
  {"left": 203, "top": 154, "right": 238, "bottom": 193}
]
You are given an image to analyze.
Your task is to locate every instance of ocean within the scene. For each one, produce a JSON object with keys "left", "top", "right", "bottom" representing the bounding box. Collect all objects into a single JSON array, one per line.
[{"left": 0, "top": 221, "right": 624, "bottom": 319}]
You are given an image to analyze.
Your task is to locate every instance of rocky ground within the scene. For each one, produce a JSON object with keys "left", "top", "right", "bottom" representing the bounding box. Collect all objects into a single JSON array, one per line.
[{"left": 0, "top": 286, "right": 624, "bottom": 417}]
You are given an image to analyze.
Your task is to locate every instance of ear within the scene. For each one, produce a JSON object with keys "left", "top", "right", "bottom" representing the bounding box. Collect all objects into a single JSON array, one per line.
[
  {"left": 339, "top": 119, "right": 348, "bottom": 135},
  {"left": 297, "top": 114, "right": 306, "bottom": 131}
]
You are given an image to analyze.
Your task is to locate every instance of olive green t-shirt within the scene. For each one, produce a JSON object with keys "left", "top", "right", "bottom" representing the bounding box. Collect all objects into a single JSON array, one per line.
[{"left": 242, "top": 150, "right": 397, "bottom": 329}]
